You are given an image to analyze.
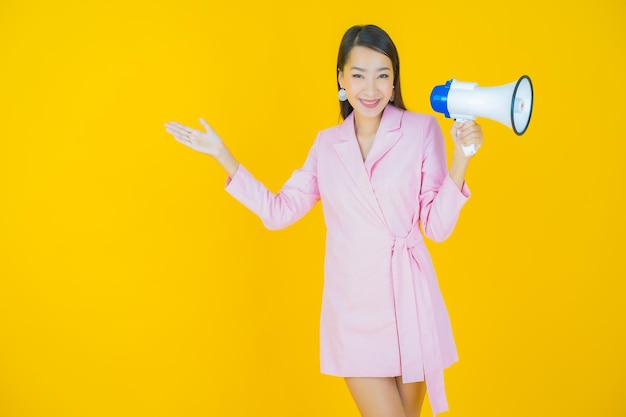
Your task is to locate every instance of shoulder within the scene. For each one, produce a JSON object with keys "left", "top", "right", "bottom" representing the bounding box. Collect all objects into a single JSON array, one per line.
[
  {"left": 398, "top": 109, "right": 439, "bottom": 132},
  {"left": 315, "top": 113, "right": 353, "bottom": 146},
  {"left": 317, "top": 123, "right": 342, "bottom": 138},
  {"left": 398, "top": 109, "right": 446, "bottom": 148},
  {"left": 379, "top": 105, "right": 440, "bottom": 136}
]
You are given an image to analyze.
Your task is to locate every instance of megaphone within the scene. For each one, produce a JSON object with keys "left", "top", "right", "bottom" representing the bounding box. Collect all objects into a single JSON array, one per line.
[{"left": 430, "top": 75, "right": 534, "bottom": 156}]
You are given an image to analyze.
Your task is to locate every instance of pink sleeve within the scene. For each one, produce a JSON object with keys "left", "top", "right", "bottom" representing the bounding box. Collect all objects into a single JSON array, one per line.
[
  {"left": 418, "top": 116, "right": 470, "bottom": 242},
  {"left": 224, "top": 135, "right": 320, "bottom": 230}
]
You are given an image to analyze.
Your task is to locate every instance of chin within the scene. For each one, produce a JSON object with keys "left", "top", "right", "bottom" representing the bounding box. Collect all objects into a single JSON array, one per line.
[{"left": 355, "top": 104, "right": 386, "bottom": 119}]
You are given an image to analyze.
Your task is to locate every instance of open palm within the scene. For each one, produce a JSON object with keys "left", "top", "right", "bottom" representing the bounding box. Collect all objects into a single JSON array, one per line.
[{"left": 165, "top": 118, "right": 224, "bottom": 157}]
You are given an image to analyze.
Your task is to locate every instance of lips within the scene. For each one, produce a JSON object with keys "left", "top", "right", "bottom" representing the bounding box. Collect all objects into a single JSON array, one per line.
[{"left": 359, "top": 99, "right": 381, "bottom": 109}]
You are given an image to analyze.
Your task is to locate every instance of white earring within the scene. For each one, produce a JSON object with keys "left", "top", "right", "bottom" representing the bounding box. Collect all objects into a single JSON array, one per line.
[{"left": 338, "top": 88, "right": 347, "bottom": 102}]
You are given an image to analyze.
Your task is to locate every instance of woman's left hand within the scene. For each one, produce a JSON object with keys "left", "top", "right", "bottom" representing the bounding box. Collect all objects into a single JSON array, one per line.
[{"left": 451, "top": 120, "right": 484, "bottom": 159}]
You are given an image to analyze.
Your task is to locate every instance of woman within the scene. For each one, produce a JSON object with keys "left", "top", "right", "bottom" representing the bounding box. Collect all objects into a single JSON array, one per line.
[{"left": 165, "top": 24, "right": 483, "bottom": 417}]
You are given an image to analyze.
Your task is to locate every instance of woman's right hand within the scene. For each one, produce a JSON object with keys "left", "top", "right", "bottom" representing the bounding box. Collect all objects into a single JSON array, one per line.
[
  {"left": 165, "top": 118, "right": 226, "bottom": 158},
  {"left": 165, "top": 118, "right": 240, "bottom": 177}
]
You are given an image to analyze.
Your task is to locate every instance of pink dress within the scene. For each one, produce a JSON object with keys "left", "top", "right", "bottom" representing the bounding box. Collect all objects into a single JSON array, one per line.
[{"left": 225, "top": 105, "right": 469, "bottom": 415}]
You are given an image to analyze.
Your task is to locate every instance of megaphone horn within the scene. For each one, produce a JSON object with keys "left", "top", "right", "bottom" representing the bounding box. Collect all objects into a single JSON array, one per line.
[{"left": 430, "top": 75, "right": 534, "bottom": 156}]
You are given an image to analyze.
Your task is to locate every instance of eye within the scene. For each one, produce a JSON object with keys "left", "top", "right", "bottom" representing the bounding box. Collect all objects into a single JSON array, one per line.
[
  {"left": 379, "top": 73, "right": 390, "bottom": 79},
  {"left": 352, "top": 74, "right": 363, "bottom": 78}
]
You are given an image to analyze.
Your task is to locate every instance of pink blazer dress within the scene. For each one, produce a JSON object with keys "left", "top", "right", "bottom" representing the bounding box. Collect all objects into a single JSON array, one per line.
[{"left": 225, "top": 104, "right": 470, "bottom": 415}]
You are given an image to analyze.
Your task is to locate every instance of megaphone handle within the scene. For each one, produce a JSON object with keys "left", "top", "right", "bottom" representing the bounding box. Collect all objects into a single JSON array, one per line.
[{"left": 454, "top": 118, "right": 477, "bottom": 156}]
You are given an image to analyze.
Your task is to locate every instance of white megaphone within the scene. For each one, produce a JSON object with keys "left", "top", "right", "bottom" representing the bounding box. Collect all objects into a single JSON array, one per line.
[{"left": 430, "top": 75, "right": 534, "bottom": 156}]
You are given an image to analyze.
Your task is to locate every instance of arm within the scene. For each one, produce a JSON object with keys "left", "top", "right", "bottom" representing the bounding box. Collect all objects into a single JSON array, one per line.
[
  {"left": 449, "top": 120, "right": 484, "bottom": 191},
  {"left": 165, "top": 118, "right": 320, "bottom": 230},
  {"left": 418, "top": 117, "right": 482, "bottom": 242}
]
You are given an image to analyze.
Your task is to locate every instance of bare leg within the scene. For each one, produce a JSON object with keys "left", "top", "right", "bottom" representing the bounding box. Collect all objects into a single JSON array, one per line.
[
  {"left": 394, "top": 376, "right": 427, "bottom": 417},
  {"left": 344, "top": 377, "right": 406, "bottom": 417}
]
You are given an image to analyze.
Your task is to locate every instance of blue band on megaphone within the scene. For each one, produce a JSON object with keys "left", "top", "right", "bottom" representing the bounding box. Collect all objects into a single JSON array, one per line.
[{"left": 430, "top": 81, "right": 452, "bottom": 118}]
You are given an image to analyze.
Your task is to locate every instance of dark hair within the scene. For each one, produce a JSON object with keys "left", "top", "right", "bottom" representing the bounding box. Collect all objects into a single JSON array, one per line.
[{"left": 337, "top": 24, "right": 407, "bottom": 120}]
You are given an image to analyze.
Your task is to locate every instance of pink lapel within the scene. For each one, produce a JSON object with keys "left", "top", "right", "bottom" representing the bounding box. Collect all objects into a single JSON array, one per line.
[
  {"left": 333, "top": 112, "right": 373, "bottom": 206},
  {"left": 364, "top": 105, "right": 404, "bottom": 176},
  {"left": 332, "top": 105, "right": 405, "bottom": 220}
]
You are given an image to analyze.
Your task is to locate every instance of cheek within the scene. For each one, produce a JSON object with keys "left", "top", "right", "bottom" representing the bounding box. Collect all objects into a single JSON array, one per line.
[
  {"left": 345, "top": 78, "right": 360, "bottom": 92},
  {"left": 379, "top": 79, "right": 394, "bottom": 94}
]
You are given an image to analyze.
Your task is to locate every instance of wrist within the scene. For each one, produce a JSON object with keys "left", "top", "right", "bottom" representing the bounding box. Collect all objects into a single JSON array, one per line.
[
  {"left": 452, "top": 148, "right": 471, "bottom": 164},
  {"left": 449, "top": 154, "right": 469, "bottom": 190},
  {"left": 214, "top": 144, "right": 231, "bottom": 161},
  {"left": 214, "top": 146, "right": 239, "bottom": 178}
]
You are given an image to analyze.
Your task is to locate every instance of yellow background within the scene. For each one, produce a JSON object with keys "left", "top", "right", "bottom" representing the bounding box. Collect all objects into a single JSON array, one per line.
[{"left": 1, "top": 0, "right": 624, "bottom": 416}]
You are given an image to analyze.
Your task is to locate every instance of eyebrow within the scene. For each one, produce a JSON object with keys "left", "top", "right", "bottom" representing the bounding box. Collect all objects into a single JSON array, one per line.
[{"left": 351, "top": 66, "right": 391, "bottom": 72}]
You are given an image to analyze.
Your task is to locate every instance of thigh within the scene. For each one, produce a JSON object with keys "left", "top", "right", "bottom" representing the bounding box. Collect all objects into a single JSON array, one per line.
[
  {"left": 344, "top": 377, "right": 406, "bottom": 417},
  {"left": 394, "top": 376, "right": 427, "bottom": 417}
]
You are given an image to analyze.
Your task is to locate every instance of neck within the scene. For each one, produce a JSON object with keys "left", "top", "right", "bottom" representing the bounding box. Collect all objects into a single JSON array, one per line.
[{"left": 353, "top": 112, "right": 382, "bottom": 138}]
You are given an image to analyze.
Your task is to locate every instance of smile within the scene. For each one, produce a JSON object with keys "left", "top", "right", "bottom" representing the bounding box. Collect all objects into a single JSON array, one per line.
[{"left": 359, "top": 99, "right": 381, "bottom": 109}]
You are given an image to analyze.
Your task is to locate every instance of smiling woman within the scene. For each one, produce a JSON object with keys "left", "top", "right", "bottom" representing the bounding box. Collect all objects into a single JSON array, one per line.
[{"left": 165, "top": 24, "right": 484, "bottom": 417}]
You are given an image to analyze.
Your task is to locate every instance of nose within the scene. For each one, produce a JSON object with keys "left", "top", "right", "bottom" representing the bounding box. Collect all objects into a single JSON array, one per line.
[{"left": 364, "top": 78, "right": 377, "bottom": 97}]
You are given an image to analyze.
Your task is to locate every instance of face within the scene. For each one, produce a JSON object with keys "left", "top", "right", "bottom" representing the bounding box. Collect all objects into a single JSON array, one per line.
[{"left": 338, "top": 45, "right": 394, "bottom": 121}]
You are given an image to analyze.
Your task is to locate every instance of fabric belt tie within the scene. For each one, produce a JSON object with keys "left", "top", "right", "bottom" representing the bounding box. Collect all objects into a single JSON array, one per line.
[{"left": 391, "top": 227, "right": 448, "bottom": 415}]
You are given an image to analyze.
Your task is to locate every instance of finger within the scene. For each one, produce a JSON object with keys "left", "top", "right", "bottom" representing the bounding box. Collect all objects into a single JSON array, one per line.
[
  {"left": 165, "top": 123, "right": 185, "bottom": 134},
  {"left": 165, "top": 126, "right": 189, "bottom": 139},
  {"left": 452, "top": 121, "right": 463, "bottom": 131},
  {"left": 460, "top": 132, "right": 481, "bottom": 143},
  {"left": 199, "top": 117, "right": 211, "bottom": 132},
  {"left": 461, "top": 134, "right": 484, "bottom": 148},
  {"left": 166, "top": 121, "right": 192, "bottom": 130},
  {"left": 166, "top": 126, "right": 193, "bottom": 143},
  {"left": 166, "top": 124, "right": 193, "bottom": 138},
  {"left": 172, "top": 134, "right": 193, "bottom": 147},
  {"left": 166, "top": 122, "right": 193, "bottom": 135},
  {"left": 458, "top": 126, "right": 482, "bottom": 141},
  {"left": 169, "top": 130, "right": 190, "bottom": 142},
  {"left": 463, "top": 125, "right": 482, "bottom": 135}
]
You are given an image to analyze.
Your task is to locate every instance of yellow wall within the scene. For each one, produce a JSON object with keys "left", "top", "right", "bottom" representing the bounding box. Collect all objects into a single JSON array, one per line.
[{"left": 1, "top": 0, "right": 624, "bottom": 416}]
